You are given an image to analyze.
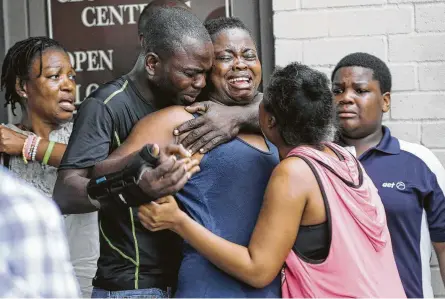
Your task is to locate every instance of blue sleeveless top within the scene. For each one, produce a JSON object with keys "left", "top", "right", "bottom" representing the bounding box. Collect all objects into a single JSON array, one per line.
[{"left": 174, "top": 136, "right": 281, "bottom": 298}]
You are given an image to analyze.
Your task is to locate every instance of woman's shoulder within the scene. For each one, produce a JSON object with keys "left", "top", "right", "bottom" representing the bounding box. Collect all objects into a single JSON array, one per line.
[
  {"left": 272, "top": 156, "right": 316, "bottom": 189},
  {"left": 124, "top": 106, "right": 195, "bottom": 149},
  {"left": 50, "top": 121, "right": 73, "bottom": 144}
]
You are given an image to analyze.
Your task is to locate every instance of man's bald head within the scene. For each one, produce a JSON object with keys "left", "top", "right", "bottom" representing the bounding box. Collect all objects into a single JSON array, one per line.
[{"left": 138, "top": 7, "right": 210, "bottom": 57}]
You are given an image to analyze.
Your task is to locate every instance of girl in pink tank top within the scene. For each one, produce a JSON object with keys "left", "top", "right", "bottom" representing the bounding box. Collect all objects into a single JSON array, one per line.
[
  {"left": 137, "top": 63, "right": 406, "bottom": 298},
  {"left": 282, "top": 143, "right": 404, "bottom": 297}
]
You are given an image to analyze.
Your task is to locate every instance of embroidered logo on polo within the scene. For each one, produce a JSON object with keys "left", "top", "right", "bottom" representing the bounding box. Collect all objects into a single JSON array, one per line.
[{"left": 382, "top": 181, "right": 406, "bottom": 191}]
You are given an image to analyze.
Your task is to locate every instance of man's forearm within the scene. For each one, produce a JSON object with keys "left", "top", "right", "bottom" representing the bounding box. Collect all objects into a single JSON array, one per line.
[
  {"left": 53, "top": 171, "right": 98, "bottom": 214},
  {"left": 92, "top": 154, "right": 135, "bottom": 178},
  {"left": 54, "top": 157, "right": 133, "bottom": 214}
]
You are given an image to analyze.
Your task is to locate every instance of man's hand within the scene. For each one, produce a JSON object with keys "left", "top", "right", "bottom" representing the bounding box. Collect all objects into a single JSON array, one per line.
[
  {"left": 0, "top": 125, "right": 27, "bottom": 156},
  {"left": 138, "top": 196, "right": 187, "bottom": 232},
  {"left": 138, "top": 144, "right": 200, "bottom": 199},
  {"left": 173, "top": 101, "right": 241, "bottom": 154}
]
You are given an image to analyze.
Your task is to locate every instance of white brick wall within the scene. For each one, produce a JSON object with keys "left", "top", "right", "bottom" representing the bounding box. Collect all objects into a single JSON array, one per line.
[
  {"left": 273, "top": 0, "right": 445, "bottom": 296},
  {"left": 273, "top": 0, "right": 300, "bottom": 11},
  {"left": 301, "top": 0, "right": 386, "bottom": 8},
  {"left": 419, "top": 63, "right": 445, "bottom": 90},
  {"left": 416, "top": 3, "right": 445, "bottom": 32},
  {"left": 389, "top": 34, "right": 445, "bottom": 62}
]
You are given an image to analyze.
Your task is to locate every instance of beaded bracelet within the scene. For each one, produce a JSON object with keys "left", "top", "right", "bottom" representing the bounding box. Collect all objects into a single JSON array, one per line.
[
  {"left": 28, "top": 135, "right": 37, "bottom": 160},
  {"left": 22, "top": 135, "right": 35, "bottom": 164},
  {"left": 28, "top": 135, "right": 38, "bottom": 161},
  {"left": 32, "top": 136, "right": 41, "bottom": 161},
  {"left": 27, "top": 135, "right": 34, "bottom": 160}
]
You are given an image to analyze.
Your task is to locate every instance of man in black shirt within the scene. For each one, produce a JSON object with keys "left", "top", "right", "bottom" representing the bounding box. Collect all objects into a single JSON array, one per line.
[{"left": 54, "top": 5, "right": 213, "bottom": 298}]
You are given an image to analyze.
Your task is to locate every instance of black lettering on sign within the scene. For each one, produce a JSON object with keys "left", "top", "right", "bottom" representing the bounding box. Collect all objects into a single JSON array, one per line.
[{"left": 48, "top": 0, "right": 150, "bottom": 103}]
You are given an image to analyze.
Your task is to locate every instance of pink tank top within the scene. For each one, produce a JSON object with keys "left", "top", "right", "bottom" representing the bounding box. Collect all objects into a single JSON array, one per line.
[{"left": 282, "top": 143, "right": 406, "bottom": 298}]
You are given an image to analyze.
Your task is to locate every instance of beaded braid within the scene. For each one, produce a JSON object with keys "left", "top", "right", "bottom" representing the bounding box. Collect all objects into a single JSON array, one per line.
[{"left": 0, "top": 37, "right": 66, "bottom": 115}]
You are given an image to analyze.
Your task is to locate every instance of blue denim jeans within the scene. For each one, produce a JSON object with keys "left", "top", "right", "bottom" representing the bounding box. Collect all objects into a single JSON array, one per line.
[{"left": 91, "top": 287, "right": 170, "bottom": 298}]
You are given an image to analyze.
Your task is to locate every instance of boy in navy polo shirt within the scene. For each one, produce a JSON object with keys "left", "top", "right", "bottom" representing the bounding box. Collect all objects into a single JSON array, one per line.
[{"left": 331, "top": 52, "right": 445, "bottom": 298}]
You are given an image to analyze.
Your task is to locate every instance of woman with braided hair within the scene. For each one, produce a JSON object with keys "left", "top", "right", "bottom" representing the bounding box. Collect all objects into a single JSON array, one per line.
[
  {"left": 0, "top": 36, "right": 99, "bottom": 298},
  {"left": 0, "top": 37, "right": 75, "bottom": 167}
]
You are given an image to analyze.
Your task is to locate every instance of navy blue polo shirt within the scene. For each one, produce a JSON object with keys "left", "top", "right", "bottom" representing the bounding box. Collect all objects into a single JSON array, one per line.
[{"left": 345, "top": 126, "right": 445, "bottom": 298}]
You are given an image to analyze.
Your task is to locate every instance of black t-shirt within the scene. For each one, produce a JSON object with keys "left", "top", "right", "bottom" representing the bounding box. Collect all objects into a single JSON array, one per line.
[{"left": 60, "top": 76, "right": 182, "bottom": 291}]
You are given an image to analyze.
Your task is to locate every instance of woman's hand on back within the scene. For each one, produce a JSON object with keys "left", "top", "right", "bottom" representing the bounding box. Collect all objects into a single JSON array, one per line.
[
  {"left": 0, "top": 125, "right": 27, "bottom": 156},
  {"left": 138, "top": 196, "right": 188, "bottom": 232}
]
